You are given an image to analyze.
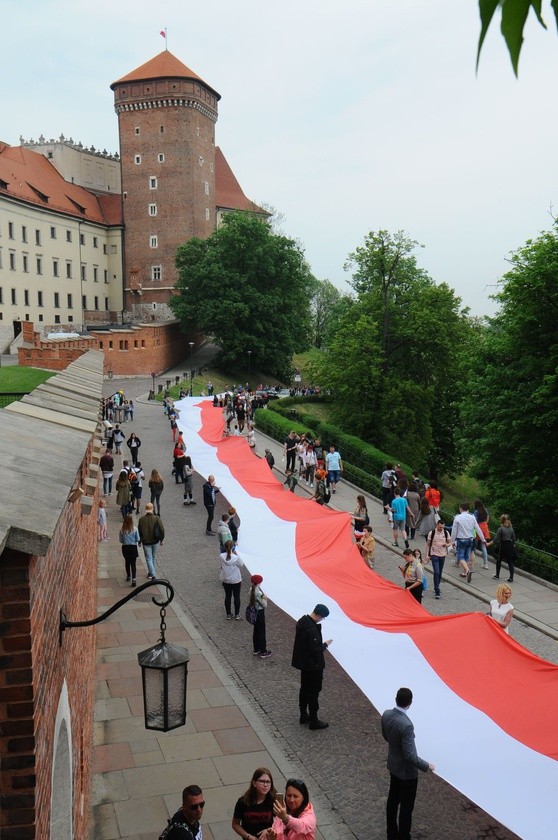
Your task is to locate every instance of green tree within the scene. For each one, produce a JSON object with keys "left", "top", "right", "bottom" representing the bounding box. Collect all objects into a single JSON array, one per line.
[
  {"left": 171, "top": 212, "right": 315, "bottom": 380},
  {"left": 309, "top": 278, "right": 352, "bottom": 349},
  {"left": 319, "top": 230, "right": 470, "bottom": 474},
  {"left": 477, "top": 0, "right": 558, "bottom": 75},
  {"left": 461, "top": 225, "right": 558, "bottom": 548}
]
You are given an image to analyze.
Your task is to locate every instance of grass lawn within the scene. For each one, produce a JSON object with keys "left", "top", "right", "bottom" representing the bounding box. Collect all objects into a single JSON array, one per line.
[
  {"left": 0, "top": 367, "right": 53, "bottom": 393},
  {"left": 156, "top": 365, "right": 285, "bottom": 401}
]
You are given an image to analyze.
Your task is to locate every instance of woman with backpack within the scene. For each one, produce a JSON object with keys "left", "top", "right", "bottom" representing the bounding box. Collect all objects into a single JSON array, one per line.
[
  {"left": 426, "top": 519, "right": 452, "bottom": 599},
  {"left": 219, "top": 540, "right": 243, "bottom": 620}
]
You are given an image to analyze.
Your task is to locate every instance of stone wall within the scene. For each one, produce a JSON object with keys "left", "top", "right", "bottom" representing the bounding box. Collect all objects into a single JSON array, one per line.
[{"left": 18, "top": 320, "right": 191, "bottom": 375}]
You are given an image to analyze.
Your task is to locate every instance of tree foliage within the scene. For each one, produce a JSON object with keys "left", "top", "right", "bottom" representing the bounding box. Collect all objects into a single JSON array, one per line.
[
  {"left": 170, "top": 212, "right": 315, "bottom": 380},
  {"left": 309, "top": 278, "right": 352, "bottom": 349},
  {"left": 461, "top": 225, "right": 558, "bottom": 548},
  {"left": 316, "top": 230, "right": 470, "bottom": 475},
  {"left": 477, "top": 0, "right": 558, "bottom": 75}
]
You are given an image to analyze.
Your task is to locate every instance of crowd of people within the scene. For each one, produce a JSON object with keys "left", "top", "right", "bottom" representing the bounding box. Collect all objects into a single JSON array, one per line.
[{"left": 96, "top": 386, "right": 523, "bottom": 840}]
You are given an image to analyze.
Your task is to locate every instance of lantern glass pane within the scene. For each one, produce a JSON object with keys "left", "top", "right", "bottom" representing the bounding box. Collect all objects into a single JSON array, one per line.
[
  {"left": 166, "top": 665, "right": 187, "bottom": 728},
  {"left": 143, "top": 668, "right": 165, "bottom": 730}
]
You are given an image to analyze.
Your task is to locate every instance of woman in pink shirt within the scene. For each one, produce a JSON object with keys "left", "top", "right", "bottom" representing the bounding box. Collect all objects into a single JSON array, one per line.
[{"left": 264, "top": 779, "right": 316, "bottom": 840}]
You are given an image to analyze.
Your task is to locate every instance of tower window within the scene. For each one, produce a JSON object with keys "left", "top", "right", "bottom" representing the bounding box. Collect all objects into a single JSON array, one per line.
[
  {"left": 135, "top": 126, "right": 140, "bottom": 135},
  {"left": 160, "top": 125, "right": 164, "bottom": 133},
  {"left": 148, "top": 203, "right": 157, "bottom": 216},
  {"left": 204, "top": 181, "right": 209, "bottom": 195},
  {"left": 135, "top": 155, "right": 141, "bottom": 165},
  {"left": 205, "top": 208, "right": 210, "bottom": 221},
  {"left": 151, "top": 265, "right": 162, "bottom": 281},
  {"left": 149, "top": 235, "right": 158, "bottom": 249},
  {"left": 158, "top": 153, "right": 165, "bottom": 163},
  {"left": 149, "top": 176, "right": 157, "bottom": 190}
]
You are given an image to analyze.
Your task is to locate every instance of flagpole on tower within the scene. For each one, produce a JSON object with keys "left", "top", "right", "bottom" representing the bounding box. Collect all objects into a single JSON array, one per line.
[{"left": 160, "top": 28, "right": 168, "bottom": 50}]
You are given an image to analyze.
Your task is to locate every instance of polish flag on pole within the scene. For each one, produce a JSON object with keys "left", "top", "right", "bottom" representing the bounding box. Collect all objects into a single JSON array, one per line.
[{"left": 160, "top": 28, "right": 167, "bottom": 48}]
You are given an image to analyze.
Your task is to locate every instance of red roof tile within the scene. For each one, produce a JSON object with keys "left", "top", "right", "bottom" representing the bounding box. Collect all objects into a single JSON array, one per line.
[
  {"left": 0, "top": 144, "right": 122, "bottom": 226},
  {"left": 111, "top": 50, "right": 220, "bottom": 99},
  {"left": 215, "top": 147, "right": 266, "bottom": 215}
]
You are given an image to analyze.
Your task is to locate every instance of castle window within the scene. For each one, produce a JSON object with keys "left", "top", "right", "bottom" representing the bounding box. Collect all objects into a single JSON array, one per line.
[
  {"left": 24, "top": 290, "right": 29, "bottom": 306},
  {"left": 204, "top": 181, "right": 209, "bottom": 195},
  {"left": 149, "top": 203, "right": 157, "bottom": 216},
  {"left": 205, "top": 208, "right": 210, "bottom": 221},
  {"left": 11, "top": 288, "right": 16, "bottom": 304},
  {"left": 66, "top": 230, "right": 72, "bottom": 242},
  {"left": 81, "top": 264, "right": 86, "bottom": 281},
  {"left": 94, "top": 296, "right": 99, "bottom": 310},
  {"left": 93, "top": 266, "right": 98, "bottom": 282},
  {"left": 54, "top": 292, "right": 60, "bottom": 308},
  {"left": 35, "top": 229, "right": 41, "bottom": 246},
  {"left": 22, "top": 254, "right": 28, "bottom": 273},
  {"left": 210, "top": 162, "right": 214, "bottom": 173},
  {"left": 199, "top": 156, "right": 204, "bottom": 166},
  {"left": 67, "top": 294, "right": 73, "bottom": 308},
  {"left": 104, "top": 270, "right": 108, "bottom": 283},
  {"left": 68, "top": 315, "right": 73, "bottom": 322},
  {"left": 151, "top": 265, "right": 162, "bottom": 281},
  {"left": 93, "top": 236, "right": 98, "bottom": 248},
  {"left": 149, "top": 176, "right": 157, "bottom": 190},
  {"left": 82, "top": 294, "right": 87, "bottom": 310},
  {"left": 9, "top": 251, "right": 15, "bottom": 270},
  {"left": 160, "top": 125, "right": 164, "bottom": 133},
  {"left": 38, "top": 291, "right": 43, "bottom": 307},
  {"left": 135, "top": 155, "right": 141, "bottom": 165},
  {"left": 80, "top": 233, "right": 85, "bottom": 246},
  {"left": 54, "top": 315, "right": 60, "bottom": 324},
  {"left": 150, "top": 235, "right": 158, "bottom": 249},
  {"left": 105, "top": 297, "right": 109, "bottom": 310},
  {"left": 158, "top": 153, "right": 165, "bottom": 163},
  {"left": 103, "top": 244, "right": 108, "bottom": 254},
  {"left": 38, "top": 314, "right": 43, "bottom": 321},
  {"left": 135, "top": 126, "right": 140, "bottom": 135},
  {"left": 36, "top": 257, "right": 42, "bottom": 275},
  {"left": 66, "top": 261, "right": 72, "bottom": 279},
  {"left": 50, "top": 226, "right": 56, "bottom": 238},
  {"left": 53, "top": 259, "right": 59, "bottom": 277},
  {"left": 8, "top": 222, "right": 14, "bottom": 239},
  {"left": 22, "top": 226, "right": 27, "bottom": 243}
]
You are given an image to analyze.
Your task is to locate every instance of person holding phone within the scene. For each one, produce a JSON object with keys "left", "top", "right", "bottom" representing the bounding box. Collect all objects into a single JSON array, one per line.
[
  {"left": 232, "top": 767, "right": 276, "bottom": 840},
  {"left": 262, "top": 779, "right": 316, "bottom": 840}
]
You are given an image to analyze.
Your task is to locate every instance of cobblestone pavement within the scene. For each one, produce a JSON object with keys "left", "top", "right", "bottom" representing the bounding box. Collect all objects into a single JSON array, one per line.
[{"left": 101, "top": 377, "right": 540, "bottom": 840}]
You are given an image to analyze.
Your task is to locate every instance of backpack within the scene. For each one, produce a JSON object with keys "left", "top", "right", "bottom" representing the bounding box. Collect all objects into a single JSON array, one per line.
[
  {"left": 323, "top": 486, "right": 331, "bottom": 504},
  {"left": 159, "top": 816, "right": 195, "bottom": 840},
  {"left": 128, "top": 471, "right": 138, "bottom": 487}
]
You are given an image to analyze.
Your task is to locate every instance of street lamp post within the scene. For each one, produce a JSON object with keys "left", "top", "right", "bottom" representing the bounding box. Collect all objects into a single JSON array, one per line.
[
  {"left": 188, "top": 342, "right": 194, "bottom": 396},
  {"left": 60, "top": 579, "right": 190, "bottom": 731},
  {"left": 247, "top": 350, "right": 252, "bottom": 378}
]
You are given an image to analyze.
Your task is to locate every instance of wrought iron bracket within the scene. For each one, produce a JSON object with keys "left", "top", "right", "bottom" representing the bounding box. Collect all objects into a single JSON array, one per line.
[{"left": 59, "top": 578, "right": 174, "bottom": 646}]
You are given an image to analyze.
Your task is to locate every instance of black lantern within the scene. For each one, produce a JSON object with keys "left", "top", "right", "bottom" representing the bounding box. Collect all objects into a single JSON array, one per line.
[
  {"left": 60, "top": 580, "right": 189, "bottom": 732},
  {"left": 138, "top": 639, "right": 189, "bottom": 731}
]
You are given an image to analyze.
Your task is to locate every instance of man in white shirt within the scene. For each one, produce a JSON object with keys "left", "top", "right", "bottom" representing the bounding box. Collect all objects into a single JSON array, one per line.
[{"left": 451, "top": 503, "right": 486, "bottom": 582}]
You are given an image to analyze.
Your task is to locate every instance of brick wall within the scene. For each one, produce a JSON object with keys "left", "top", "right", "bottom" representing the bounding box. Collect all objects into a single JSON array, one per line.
[
  {"left": 0, "top": 441, "right": 97, "bottom": 839},
  {"left": 18, "top": 321, "right": 191, "bottom": 375}
]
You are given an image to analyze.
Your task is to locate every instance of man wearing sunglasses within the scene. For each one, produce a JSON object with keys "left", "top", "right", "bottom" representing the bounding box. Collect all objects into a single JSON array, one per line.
[{"left": 160, "top": 784, "right": 205, "bottom": 840}]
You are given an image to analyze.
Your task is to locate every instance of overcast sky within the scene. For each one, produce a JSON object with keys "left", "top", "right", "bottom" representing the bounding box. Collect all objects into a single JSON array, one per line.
[{"left": 3, "top": 0, "right": 557, "bottom": 315}]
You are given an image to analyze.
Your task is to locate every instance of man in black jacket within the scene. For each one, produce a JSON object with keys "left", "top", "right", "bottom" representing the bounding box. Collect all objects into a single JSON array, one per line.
[
  {"left": 160, "top": 784, "right": 204, "bottom": 840},
  {"left": 291, "top": 604, "right": 332, "bottom": 730},
  {"left": 202, "top": 475, "right": 220, "bottom": 535}
]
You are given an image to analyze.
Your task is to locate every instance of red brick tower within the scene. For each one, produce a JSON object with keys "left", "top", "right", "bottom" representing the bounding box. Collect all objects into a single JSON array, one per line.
[{"left": 111, "top": 50, "right": 220, "bottom": 316}]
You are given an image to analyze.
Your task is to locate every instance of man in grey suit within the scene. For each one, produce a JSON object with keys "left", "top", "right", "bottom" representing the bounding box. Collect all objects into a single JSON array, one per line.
[{"left": 381, "top": 687, "right": 435, "bottom": 840}]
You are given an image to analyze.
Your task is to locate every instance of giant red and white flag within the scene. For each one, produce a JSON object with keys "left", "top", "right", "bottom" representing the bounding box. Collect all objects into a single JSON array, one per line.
[{"left": 176, "top": 397, "right": 558, "bottom": 840}]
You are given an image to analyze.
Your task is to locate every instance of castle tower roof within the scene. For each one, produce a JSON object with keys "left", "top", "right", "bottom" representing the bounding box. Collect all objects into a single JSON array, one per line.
[{"left": 111, "top": 50, "right": 220, "bottom": 99}]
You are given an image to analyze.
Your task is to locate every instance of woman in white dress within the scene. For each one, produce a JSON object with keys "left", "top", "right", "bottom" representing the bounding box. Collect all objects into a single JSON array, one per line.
[{"left": 488, "top": 584, "right": 514, "bottom": 633}]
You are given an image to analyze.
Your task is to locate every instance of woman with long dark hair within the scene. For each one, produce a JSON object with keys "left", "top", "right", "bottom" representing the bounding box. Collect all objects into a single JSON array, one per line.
[
  {"left": 473, "top": 499, "right": 490, "bottom": 570},
  {"left": 266, "top": 778, "right": 316, "bottom": 840},
  {"left": 148, "top": 469, "right": 164, "bottom": 516},
  {"left": 232, "top": 767, "right": 276, "bottom": 840},
  {"left": 250, "top": 574, "right": 271, "bottom": 658},
  {"left": 119, "top": 513, "right": 140, "bottom": 587}
]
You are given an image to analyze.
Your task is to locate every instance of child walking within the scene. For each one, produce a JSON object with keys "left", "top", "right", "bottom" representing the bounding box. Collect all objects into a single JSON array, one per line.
[
  {"left": 250, "top": 574, "right": 271, "bottom": 658},
  {"left": 98, "top": 499, "right": 108, "bottom": 542}
]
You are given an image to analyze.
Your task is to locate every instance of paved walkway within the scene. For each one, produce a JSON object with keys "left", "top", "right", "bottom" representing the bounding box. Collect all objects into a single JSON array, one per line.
[{"left": 91, "top": 376, "right": 557, "bottom": 840}]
